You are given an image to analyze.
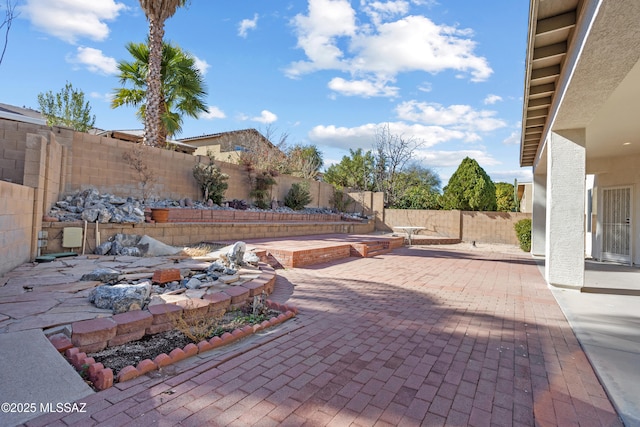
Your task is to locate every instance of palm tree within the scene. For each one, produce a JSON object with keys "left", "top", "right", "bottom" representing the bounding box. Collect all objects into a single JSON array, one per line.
[
  {"left": 112, "top": 40, "right": 207, "bottom": 144},
  {"left": 138, "top": 0, "right": 188, "bottom": 147}
]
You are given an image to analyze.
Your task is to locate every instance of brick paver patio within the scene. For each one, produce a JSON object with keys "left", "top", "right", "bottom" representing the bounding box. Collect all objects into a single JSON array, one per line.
[{"left": 25, "top": 245, "right": 622, "bottom": 426}]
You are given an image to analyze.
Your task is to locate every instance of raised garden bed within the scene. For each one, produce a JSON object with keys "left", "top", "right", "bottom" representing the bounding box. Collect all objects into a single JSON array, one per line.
[{"left": 54, "top": 300, "right": 298, "bottom": 391}]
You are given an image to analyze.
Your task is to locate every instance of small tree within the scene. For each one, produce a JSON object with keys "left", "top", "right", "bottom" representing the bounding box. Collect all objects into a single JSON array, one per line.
[
  {"left": 284, "top": 182, "right": 312, "bottom": 210},
  {"left": 323, "top": 148, "right": 375, "bottom": 191},
  {"left": 250, "top": 171, "right": 276, "bottom": 209},
  {"left": 287, "top": 144, "right": 323, "bottom": 180},
  {"left": 123, "top": 144, "right": 157, "bottom": 202},
  {"left": 37, "top": 82, "right": 96, "bottom": 132},
  {"left": 372, "top": 124, "right": 424, "bottom": 207},
  {"left": 441, "top": 157, "right": 496, "bottom": 211},
  {"left": 495, "top": 182, "right": 517, "bottom": 212},
  {"left": 390, "top": 163, "right": 441, "bottom": 209},
  {"left": 193, "top": 153, "right": 229, "bottom": 205}
]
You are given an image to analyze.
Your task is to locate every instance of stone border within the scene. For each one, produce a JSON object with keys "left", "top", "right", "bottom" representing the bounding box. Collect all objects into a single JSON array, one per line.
[{"left": 45, "top": 263, "right": 296, "bottom": 391}]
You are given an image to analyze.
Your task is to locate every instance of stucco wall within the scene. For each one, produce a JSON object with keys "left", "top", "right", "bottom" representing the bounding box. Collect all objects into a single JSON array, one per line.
[
  {"left": 589, "top": 153, "right": 640, "bottom": 265},
  {"left": 0, "top": 181, "right": 34, "bottom": 275}
]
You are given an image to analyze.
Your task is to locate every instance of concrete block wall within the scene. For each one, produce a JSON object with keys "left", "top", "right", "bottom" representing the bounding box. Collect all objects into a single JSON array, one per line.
[
  {"left": 461, "top": 211, "right": 531, "bottom": 245},
  {"left": 0, "top": 119, "right": 28, "bottom": 184},
  {"left": 68, "top": 133, "right": 201, "bottom": 201},
  {"left": 380, "top": 208, "right": 531, "bottom": 245},
  {"left": 383, "top": 209, "right": 462, "bottom": 237},
  {"left": 0, "top": 181, "right": 34, "bottom": 275}
]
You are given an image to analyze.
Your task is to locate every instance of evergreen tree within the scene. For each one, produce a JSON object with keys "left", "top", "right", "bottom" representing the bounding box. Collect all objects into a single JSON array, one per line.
[
  {"left": 441, "top": 157, "right": 496, "bottom": 211},
  {"left": 495, "top": 182, "right": 517, "bottom": 212}
]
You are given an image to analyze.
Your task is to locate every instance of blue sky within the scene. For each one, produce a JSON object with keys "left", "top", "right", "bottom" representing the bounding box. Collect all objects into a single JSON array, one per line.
[{"left": 1, "top": 0, "right": 531, "bottom": 184}]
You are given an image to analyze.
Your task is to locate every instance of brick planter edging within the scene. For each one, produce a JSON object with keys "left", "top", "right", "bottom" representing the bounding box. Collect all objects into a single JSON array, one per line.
[
  {"left": 54, "top": 301, "right": 298, "bottom": 390},
  {"left": 46, "top": 262, "right": 282, "bottom": 391},
  {"left": 69, "top": 263, "right": 277, "bottom": 353}
]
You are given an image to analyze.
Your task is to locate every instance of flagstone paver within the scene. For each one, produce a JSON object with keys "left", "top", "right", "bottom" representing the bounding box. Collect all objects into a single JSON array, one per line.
[{"left": 18, "top": 245, "right": 623, "bottom": 426}]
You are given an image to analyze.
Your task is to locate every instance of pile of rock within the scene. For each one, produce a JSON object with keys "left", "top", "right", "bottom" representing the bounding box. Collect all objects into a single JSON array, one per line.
[
  {"left": 47, "top": 189, "right": 146, "bottom": 223},
  {"left": 46, "top": 188, "right": 366, "bottom": 224},
  {"left": 86, "top": 242, "right": 260, "bottom": 314},
  {"left": 95, "top": 233, "right": 182, "bottom": 257}
]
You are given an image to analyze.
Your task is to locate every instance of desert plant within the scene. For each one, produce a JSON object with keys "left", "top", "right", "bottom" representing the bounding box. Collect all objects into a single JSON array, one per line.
[
  {"left": 284, "top": 182, "right": 312, "bottom": 210},
  {"left": 514, "top": 218, "right": 532, "bottom": 252},
  {"left": 250, "top": 172, "right": 276, "bottom": 209},
  {"left": 168, "top": 301, "right": 222, "bottom": 343},
  {"left": 193, "top": 152, "right": 229, "bottom": 204},
  {"left": 330, "top": 188, "right": 352, "bottom": 212},
  {"left": 123, "top": 144, "right": 156, "bottom": 202}
]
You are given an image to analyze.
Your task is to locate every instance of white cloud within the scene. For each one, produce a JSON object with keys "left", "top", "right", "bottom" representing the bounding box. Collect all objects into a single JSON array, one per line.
[
  {"left": 20, "top": 0, "right": 126, "bottom": 44},
  {"left": 489, "top": 168, "right": 533, "bottom": 183},
  {"left": 416, "top": 149, "right": 500, "bottom": 169},
  {"left": 350, "top": 16, "right": 491, "bottom": 82},
  {"left": 362, "top": 1, "right": 410, "bottom": 25},
  {"left": 286, "top": 3, "right": 492, "bottom": 92},
  {"left": 502, "top": 130, "right": 520, "bottom": 145},
  {"left": 250, "top": 110, "right": 278, "bottom": 124},
  {"left": 484, "top": 94, "right": 502, "bottom": 105},
  {"left": 286, "top": 0, "right": 357, "bottom": 78},
  {"left": 417, "top": 82, "right": 432, "bottom": 92},
  {"left": 396, "top": 100, "right": 507, "bottom": 132},
  {"left": 200, "top": 106, "right": 226, "bottom": 120},
  {"left": 67, "top": 47, "right": 118, "bottom": 74},
  {"left": 238, "top": 14, "right": 259, "bottom": 38},
  {"left": 328, "top": 77, "right": 399, "bottom": 97},
  {"left": 192, "top": 55, "right": 210, "bottom": 75},
  {"left": 308, "top": 121, "right": 465, "bottom": 151}
]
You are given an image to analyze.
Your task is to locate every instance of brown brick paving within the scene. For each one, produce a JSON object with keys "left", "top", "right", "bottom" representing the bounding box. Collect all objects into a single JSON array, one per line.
[{"left": 25, "top": 245, "right": 622, "bottom": 426}]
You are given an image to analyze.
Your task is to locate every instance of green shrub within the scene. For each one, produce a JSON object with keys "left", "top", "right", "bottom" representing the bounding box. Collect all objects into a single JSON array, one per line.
[
  {"left": 330, "top": 188, "right": 352, "bottom": 212},
  {"left": 250, "top": 172, "right": 276, "bottom": 209},
  {"left": 284, "top": 182, "right": 312, "bottom": 210},
  {"left": 193, "top": 156, "right": 229, "bottom": 205},
  {"left": 514, "top": 218, "right": 532, "bottom": 252}
]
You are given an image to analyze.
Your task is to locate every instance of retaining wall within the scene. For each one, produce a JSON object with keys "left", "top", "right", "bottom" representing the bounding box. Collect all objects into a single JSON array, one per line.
[
  {"left": 41, "top": 220, "right": 374, "bottom": 254},
  {"left": 0, "top": 181, "right": 34, "bottom": 274}
]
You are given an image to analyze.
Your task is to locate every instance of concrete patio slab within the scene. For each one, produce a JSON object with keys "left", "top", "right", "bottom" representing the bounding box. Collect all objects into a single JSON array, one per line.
[{"left": 0, "top": 329, "right": 94, "bottom": 427}]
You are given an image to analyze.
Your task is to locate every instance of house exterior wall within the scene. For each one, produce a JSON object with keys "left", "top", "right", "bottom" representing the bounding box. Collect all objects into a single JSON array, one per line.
[
  {"left": 193, "top": 144, "right": 241, "bottom": 163},
  {"left": 589, "top": 153, "right": 640, "bottom": 265},
  {"left": 519, "top": 182, "right": 533, "bottom": 213}
]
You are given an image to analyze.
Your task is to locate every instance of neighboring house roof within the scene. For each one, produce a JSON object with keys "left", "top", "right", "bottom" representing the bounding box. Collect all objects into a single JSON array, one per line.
[
  {"left": 95, "top": 129, "right": 197, "bottom": 154},
  {"left": 178, "top": 128, "right": 277, "bottom": 152},
  {"left": 0, "top": 103, "right": 46, "bottom": 125}
]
